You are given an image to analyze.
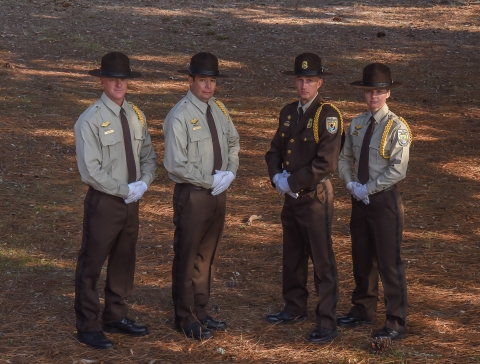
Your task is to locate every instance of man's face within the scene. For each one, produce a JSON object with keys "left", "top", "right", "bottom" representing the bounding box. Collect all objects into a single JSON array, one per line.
[
  {"left": 295, "top": 76, "right": 323, "bottom": 105},
  {"left": 100, "top": 77, "right": 128, "bottom": 106},
  {"left": 363, "top": 89, "right": 391, "bottom": 114},
  {"left": 189, "top": 75, "right": 217, "bottom": 103}
]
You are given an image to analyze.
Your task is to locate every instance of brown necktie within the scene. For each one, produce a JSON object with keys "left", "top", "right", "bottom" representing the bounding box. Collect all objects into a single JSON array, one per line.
[
  {"left": 120, "top": 108, "right": 137, "bottom": 183},
  {"left": 206, "top": 105, "right": 222, "bottom": 172},
  {"left": 358, "top": 116, "right": 375, "bottom": 184}
]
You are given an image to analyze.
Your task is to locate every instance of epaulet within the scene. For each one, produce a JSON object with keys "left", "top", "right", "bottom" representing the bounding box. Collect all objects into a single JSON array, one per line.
[
  {"left": 312, "top": 102, "right": 344, "bottom": 144},
  {"left": 214, "top": 98, "right": 231, "bottom": 122},
  {"left": 128, "top": 102, "right": 146, "bottom": 129},
  {"left": 379, "top": 115, "right": 412, "bottom": 159}
]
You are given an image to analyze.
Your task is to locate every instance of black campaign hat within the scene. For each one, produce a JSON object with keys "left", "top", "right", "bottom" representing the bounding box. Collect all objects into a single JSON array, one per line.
[
  {"left": 351, "top": 63, "right": 402, "bottom": 89},
  {"left": 178, "top": 52, "right": 228, "bottom": 78},
  {"left": 88, "top": 52, "right": 141, "bottom": 78},
  {"left": 283, "top": 53, "right": 331, "bottom": 76}
]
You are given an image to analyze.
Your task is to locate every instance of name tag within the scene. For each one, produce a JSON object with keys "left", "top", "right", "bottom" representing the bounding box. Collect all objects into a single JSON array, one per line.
[
  {"left": 193, "top": 126, "right": 202, "bottom": 131},
  {"left": 104, "top": 129, "right": 114, "bottom": 135}
]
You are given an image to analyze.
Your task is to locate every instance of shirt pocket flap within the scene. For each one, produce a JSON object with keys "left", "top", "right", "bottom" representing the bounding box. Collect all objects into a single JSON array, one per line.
[
  {"left": 189, "top": 127, "right": 211, "bottom": 142},
  {"left": 134, "top": 129, "right": 144, "bottom": 140},
  {"left": 99, "top": 130, "right": 123, "bottom": 146}
]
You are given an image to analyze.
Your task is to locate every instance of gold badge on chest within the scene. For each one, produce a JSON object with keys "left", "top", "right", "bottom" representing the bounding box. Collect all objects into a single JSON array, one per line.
[
  {"left": 101, "top": 121, "right": 111, "bottom": 128},
  {"left": 307, "top": 118, "right": 313, "bottom": 128}
]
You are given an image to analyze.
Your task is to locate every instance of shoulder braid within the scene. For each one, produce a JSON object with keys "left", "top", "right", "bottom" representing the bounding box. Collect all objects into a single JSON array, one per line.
[
  {"left": 380, "top": 116, "right": 412, "bottom": 159},
  {"left": 129, "top": 102, "right": 146, "bottom": 129},
  {"left": 214, "top": 98, "right": 231, "bottom": 122},
  {"left": 312, "top": 103, "right": 344, "bottom": 144}
]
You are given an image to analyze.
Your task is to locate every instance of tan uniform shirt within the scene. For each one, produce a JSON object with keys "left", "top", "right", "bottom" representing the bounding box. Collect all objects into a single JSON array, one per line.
[
  {"left": 163, "top": 90, "right": 240, "bottom": 189},
  {"left": 338, "top": 103, "right": 410, "bottom": 194},
  {"left": 74, "top": 93, "right": 157, "bottom": 198}
]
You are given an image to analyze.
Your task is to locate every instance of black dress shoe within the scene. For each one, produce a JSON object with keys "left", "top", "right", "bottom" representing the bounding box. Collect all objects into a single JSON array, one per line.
[
  {"left": 177, "top": 321, "right": 213, "bottom": 340},
  {"left": 337, "top": 313, "right": 374, "bottom": 328},
  {"left": 77, "top": 330, "right": 114, "bottom": 350},
  {"left": 307, "top": 327, "right": 338, "bottom": 344},
  {"left": 372, "top": 327, "right": 406, "bottom": 341},
  {"left": 103, "top": 318, "right": 149, "bottom": 336},
  {"left": 265, "top": 310, "right": 306, "bottom": 324},
  {"left": 201, "top": 316, "right": 227, "bottom": 331}
]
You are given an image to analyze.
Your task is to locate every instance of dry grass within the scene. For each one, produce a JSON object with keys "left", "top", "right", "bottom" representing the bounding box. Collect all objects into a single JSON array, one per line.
[{"left": 1, "top": 0, "right": 480, "bottom": 362}]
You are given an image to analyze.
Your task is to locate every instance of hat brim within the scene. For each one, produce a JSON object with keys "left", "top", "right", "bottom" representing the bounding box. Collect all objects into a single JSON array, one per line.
[
  {"left": 350, "top": 80, "right": 402, "bottom": 89},
  {"left": 88, "top": 69, "right": 142, "bottom": 78},
  {"left": 177, "top": 69, "right": 228, "bottom": 78},
  {"left": 283, "top": 70, "right": 332, "bottom": 76}
]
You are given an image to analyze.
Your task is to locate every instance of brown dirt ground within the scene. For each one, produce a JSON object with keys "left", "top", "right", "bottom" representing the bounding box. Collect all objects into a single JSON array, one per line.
[{"left": 1, "top": 0, "right": 480, "bottom": 362}]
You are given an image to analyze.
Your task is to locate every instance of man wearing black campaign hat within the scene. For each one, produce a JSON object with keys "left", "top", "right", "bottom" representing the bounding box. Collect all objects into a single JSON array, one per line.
[
  {"left": 265, "top": 53, "right": 345, "bottom": 344},
  {"left": 337, "top": 63, "right": 411, "bottom": 346},
  {"left": 163, "top": 52, "right": 240, "bottom": 340},
  {"left": 74, "top": 51, "right": 157, "bottom": 349}
]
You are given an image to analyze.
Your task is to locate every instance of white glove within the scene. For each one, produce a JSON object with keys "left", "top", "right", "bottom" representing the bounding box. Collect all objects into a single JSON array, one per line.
[
  {"left": 212, "top": 170, "right": 235, "bottom": 195},
  {"left": 353, "top": 184, "right": 369, "bottom": 201},
  {"left": 125, "top": 181, "right": 147, "bottom": 203},
  {"left": 346, "top": 181, "right": 361, "bottom": 193},
  {"left": 362, "top": 196, "right": 370, "bottom": 205},
  {"left": 272, "top": 173, "right": 283, "bottom": 188},
  {"left": 277, "top": 176, "right": 292, "bottom": 194},
  {"left": 211, "top": 171, "right": 226, "bottom": 189}
]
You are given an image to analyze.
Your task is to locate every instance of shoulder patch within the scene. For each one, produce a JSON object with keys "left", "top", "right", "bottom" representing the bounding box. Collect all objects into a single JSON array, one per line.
[
  {"left": 397, "top": 129, "right": 410, "bottom": 146},
  {"left": 326, "top": 117, "right": 338, "bottom": 134}
]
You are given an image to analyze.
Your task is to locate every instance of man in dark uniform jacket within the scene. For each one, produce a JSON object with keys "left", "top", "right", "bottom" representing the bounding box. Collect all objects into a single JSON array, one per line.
[{"left": 265, "top": 53, "right": 344, "bottom": 343}]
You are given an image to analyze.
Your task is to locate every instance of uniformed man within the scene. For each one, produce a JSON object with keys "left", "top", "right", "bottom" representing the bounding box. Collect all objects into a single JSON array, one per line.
[
  {"left": 337, "top": 63, "right": 411, "bottom": 343},
  {"left": 74, "top": 52, "right": 157, "bottom": 349},
  {"left": 163, "top": 52, "right": 240, "bottom": 340},
  {"left": 265, "top": 53, "right": 344, "bottom": 344}
]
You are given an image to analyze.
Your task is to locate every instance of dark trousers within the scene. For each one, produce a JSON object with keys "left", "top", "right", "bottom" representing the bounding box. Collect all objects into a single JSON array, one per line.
[
  {"left": 349, "top": 187, "right": 407, "bottom": 332},
  {"left": 172, "top": 184, "right": 226, "bottom": 328},
  {"left": 281, "top": 179, "right": 338, "bottom": 330},
  {"left": 75, "top": 187, "right": 139, "bottom": 332}
]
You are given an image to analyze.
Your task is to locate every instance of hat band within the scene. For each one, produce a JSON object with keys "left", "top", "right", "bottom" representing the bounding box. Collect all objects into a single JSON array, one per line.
[
  {"left": 100, "top": 69, "right": 132, "bottom": 77},
  {"left": 361, "top": 80, "right": 392, "bottom": 87},
  {"left": 294, "top": 69, "right": 323, "bottom": 76},
  {"left": 189, "top": 67, "right": 219, "bottom": 76}
]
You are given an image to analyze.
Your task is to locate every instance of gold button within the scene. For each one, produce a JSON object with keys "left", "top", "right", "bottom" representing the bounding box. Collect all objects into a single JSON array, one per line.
[
  {"left": 290, "top": 139, "right": 294, "bottom": 143},
  {"left": 286, "top": 161, "right": 290, "bottom": 165},
  {"left": 281, "top": 133, "right": 285, "bottom": 137},
  {"left": 287, "top": 150, "right": 291, "bottom": 154},
  {"left": 304, "top": 137, "right": 307, "bottom": 141}
]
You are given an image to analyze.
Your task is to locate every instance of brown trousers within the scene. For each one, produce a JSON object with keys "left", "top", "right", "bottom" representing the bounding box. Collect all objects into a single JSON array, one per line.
[
  {"left": 172, "top": 184, "right": 226, "bottom": 329},
  {"left": 75, "top": 187, "right": 139, "bottom": 332},
  {"left": 349, "top": 186, "right": 407, "bottom": 332},
  {"left": 281, "top": 179, "right": 338, "bottom": 330}
]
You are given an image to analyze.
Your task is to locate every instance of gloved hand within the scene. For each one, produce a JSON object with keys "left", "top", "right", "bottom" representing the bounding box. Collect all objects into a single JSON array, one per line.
[
  {"left": 272, "top": 173, "right": 283, "bottom": 192},
  {"left": 362, "top": 196, "right": 370, "bottom": 205},
  {"left": 125, "top": 181, "right": 148, "bottom": 204},
  {"left": 346, "top": 181, "right": 362, "bottom": 193},
  {"left": 211, "top": 171, "right": 227, "bottom": 189},
  {"left": 277, "top": 176, "right": 292, "bottom": 194},
  {"left": 353, "top": 184, "right": 369, "bottom": 201},
  {"left": 212, "top": 170, "right": 235, "bottom": 195}
]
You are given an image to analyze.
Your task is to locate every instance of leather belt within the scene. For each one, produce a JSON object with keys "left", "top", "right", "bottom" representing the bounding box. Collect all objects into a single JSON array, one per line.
[
  {"left": 297, "top": 175, "right": 331, "bottom": 196},
  {"left": 176, "top": 183, "right": 206, "bottom": 190},
  {"left": 371, "top": 184, "right": 396, "bottom": 195}
]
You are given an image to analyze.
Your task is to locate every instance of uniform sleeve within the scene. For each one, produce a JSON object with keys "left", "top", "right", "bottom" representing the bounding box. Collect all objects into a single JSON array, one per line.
[
  {"left": 138, "top": 115, "right": 157, "bottom": 187},
  {"left": 226, "top": 117, "right": 240, "bottom": 176},
  {"left": 366, "top": 123, "right": 410, "bottom": 193},
  {"left": 75, "top": 118, "right": 130, "bottom": 198},
  {"left": 338, "top": 124, "right": 355, "bottom": 185},
  {"left": 265, "top": 116, "right": 284, "bottom": 187},
  {"left": 163, "top": 112, "right": 214, "bottom": 189},
  {"left": 288, "top": 107, "right": 343, "bottom": 193}
]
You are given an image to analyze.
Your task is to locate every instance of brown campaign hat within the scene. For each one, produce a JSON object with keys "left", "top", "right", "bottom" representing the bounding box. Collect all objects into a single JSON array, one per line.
[
  {"left": 351, "top": 63, "right": 402, "bottom": 89},
  {"left": 88, "top": 52, "right": 141, "bottom": 78},
  {"left": 283, "top": 53, "right": 331, "bottom": 76},
  {"left": 178, "top": 52, "right": 228, "bottom": 78}
]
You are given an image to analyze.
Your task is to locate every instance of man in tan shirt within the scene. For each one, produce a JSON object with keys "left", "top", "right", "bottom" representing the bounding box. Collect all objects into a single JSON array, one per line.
[
  {"left": 163, "top": 52, "right": 240, "bottom": 340},
  {"left": 337, "top": 63, "right": 410, "bottom": 344},
  {"left": 74, "top": 52, "right": 157, "bottom": 349}
]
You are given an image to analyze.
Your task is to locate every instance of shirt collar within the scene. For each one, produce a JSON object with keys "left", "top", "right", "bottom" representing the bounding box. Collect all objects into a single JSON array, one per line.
[
  {"left": 370, "top": 103, "right": 389, "bottom": 124},
  {"left": 101, "top": 93, "right": 125, "bottom": 116},
  {"left": 297, "top": 93, "right": 318, "bottom": 113},
  {"left": 187, "top": 89, "right": 212, "bottom": 114}
]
